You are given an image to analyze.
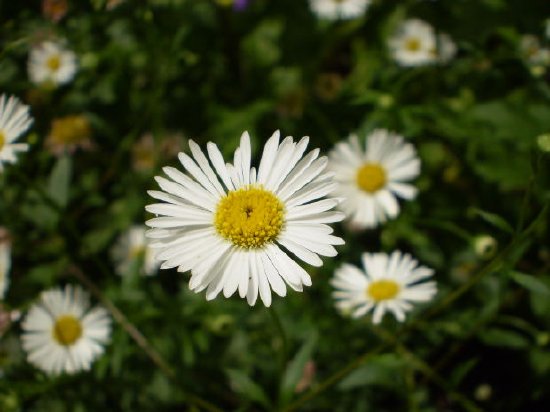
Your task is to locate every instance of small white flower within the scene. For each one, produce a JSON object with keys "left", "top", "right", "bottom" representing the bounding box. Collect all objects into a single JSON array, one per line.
[
  {"left": 0, "top": 94, "right": 33, "bottom": 171},
  {"left": 112, "top": 225, "right": 159, "bottom": 276},
  {"left": 328, "top": 129, "right": 420, "bottom": 229},
  {"left": 309, "top": 0, "right": 371, "bottom": 20},
  {"left": 389, "top": 19, "right": 443, "bottom": 67},
  {"left": 331, "top": 251, "right": 437, "bottom": 323},
  {"left": 520, "top": 35, "right": 550, "bottom": 67},
  {"left": 21, "top": 285, "right": 111, "bottom": 375},
  {"left": 0, "top": 228, "right": 11, "bottom": 299},
  {"left": 473, "top": 235, "right": 497, "bottom": 260},
  {"left": 146, "top": 131, "right": 345, "bottom": 307},
  {"left": 28, "top": 41, "right": 77, "bottom": 86}
]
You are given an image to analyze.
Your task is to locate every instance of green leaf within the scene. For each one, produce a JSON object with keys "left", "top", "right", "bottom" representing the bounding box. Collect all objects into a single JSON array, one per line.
[
  {"left": 279, "top": 331, "right": 318, "bottom": 405},
  {"left": 226, "top": 369, "right": 272, "bottom": 410},
  {"left": 471, "top": 208, "right": 514, "bottom": 234},
  {"left": 509, "top": 271, "right": 550, "bottom": 296},
  {"left": 479, "top": 328, "right": 530, "bottom": 349},
  {"left": 338, "top": 354, "right": 405, "bottom": 390},
  {"left": 47, "top": 155, "right": 73, "bottom": 209}
]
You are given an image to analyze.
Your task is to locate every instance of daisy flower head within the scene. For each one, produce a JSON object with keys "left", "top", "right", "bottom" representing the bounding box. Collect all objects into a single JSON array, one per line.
[
  {"left": 0, "top": 94, "right": 33, "bottom": 172},
  {"left": 21, "top": 285, "right": 111, "bottom": 375},
  {"left": 310, "top": 0, "right": 371, "bottom": 21},
  {"left": 145, "top": 131, "right": 345, "bottom": 307},
  {"left": 0, "top": 228, "right": 11, "bottom": 299},
  {"left": 331, "top": 251, "right": 437, "bottom": 323},
  {"left": 112, "top": 225, "right": 159, "bottom": 276},
  {"left": 388, "top": 18, "right": 438, "bottom": 67},
  {"left": 28, "top": 40, "right": 77, "bottom": 87},
  {"left": 328, "top": 129, "right": 420, "bottom": 229}
]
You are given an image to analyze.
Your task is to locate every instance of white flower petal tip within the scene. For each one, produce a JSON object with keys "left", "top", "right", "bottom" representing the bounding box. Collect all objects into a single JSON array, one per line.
[
  {"left": 310, "top": 0, "right": 372, "bottom": 21},
  {"left": 0, "top": 94, "right": 33, "bottom": 171},
  {"left": 328, "top": 128, "right": 420, "bottom": 229},
  {"left": 145, "top": 131, "right": 344, "bottom": 306},
  {"left": 21, "top": 285, "right": 112, "bottom": 375},
  {"left": 331, "top": 250, "right": 437, "bottom": 323}
]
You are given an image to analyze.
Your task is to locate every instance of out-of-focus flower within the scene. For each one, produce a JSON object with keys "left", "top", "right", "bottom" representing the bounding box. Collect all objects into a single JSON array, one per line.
[
  {"left": 331, "top": 251, "right": 437, "bottom": 323},
  {"left": 328, "top": 129, "right": 420, "bottom": 229},
  {"left": 389, "top": 19, "right": 455, "bottom": 67},
  {"left": 474, "top": 383, "right": 493, "bottom": 401},
  {"left": 537, "top": 133, "right": 550, "bottom": 152},
  {"left": 438, "top": 33, "right": 457, "bottom": 63},
  {"left": 295, "top": 361, "right": 316, "bottom": 393},
  {"left": 473, "top": 235, "right": 498, "bottom": 260},
  {"left": 42, "top": 0, "right": 68, "bottom": 22},
  {"left": 159, "top": 132, "right": 186, "bottom": 160},
  {"left": 315, "top": 72, "right": 343, "bottom": 101},
  {"left": 0, "top": 94, "right": 33, "bottom": 172},
  {"left": 146, "top": 131, "right": 345, "bottom": 306},
  {"left": 309, "top": 0, "right": 371, "bottom": 21},
  {"left": 0, "top": 228, "right": 11, "bottom": 299},
  {"left": 46, "top": 114, "right": 92, "bottom": 155},
  {"left": 519, "top": 34, "right": 550, "bottom": 76},
  {"left": 132, "top": 133, "right": 157, "bottom": 172},
  {"left": 112, "top": 225, "right": 159, "bottom": 277},
  {"left": 106, "top": 0, "right": 125, "bottom": 10},
  {"left": 21, "top": 285, "right": 111, "bottom": 375},
  {"left": 0, "top": 304, "right": 20, "bottom": 338},
  {"left": 28, "top": 41, "right": 77, "bottom": 87}
]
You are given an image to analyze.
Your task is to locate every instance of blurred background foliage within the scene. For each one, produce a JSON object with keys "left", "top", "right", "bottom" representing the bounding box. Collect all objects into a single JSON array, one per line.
[{"left": 1, "top": 0, "right": 550, "bottom": 411}]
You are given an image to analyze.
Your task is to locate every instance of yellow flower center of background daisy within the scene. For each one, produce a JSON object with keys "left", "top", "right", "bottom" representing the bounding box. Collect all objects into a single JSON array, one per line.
[
  {"left": 0, "top": 131, "right": 5, "bottom": 151},
  {"left": 405, "top": 37, "right": 421, "bottom": 52},
  {"left": 52, "top": 315, "right": 83, "bottom": 346},
  {"left": 356, "top": 163, "right": 387, "bottom": 193},
  {"left": 215, "top": 186, "right": 284, "bottom": 248},
  {"left": 47, "top": 55, "right": 61, "bottom": 71},
  {"left": 49, "top": 115, "right": 91, "bottom": 145},
  {"left": 367, "top": 280, "right": 400, "bottom": 301}
]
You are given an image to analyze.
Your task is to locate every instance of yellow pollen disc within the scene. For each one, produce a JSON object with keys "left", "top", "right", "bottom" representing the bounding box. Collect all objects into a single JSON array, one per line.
[
  {"left": 0, "top": 130, "right": 5, "bottom": 151},
  {"left": 356, "top": 163, "right": 387, "bottom": 193},
  {"left": 405, "top": 37, "right": 421, "bottom": 52},
  {"left": 52, "top": 315, "right": 83, "bottom": 346},
  {"left": 367, "top": 280, "right": 400, "bottom": 302},
  {"left": 47, "top": 55, "right": 61, "bottom": 71},
  {"left": 215, "top": 186, "right": 285, "bottom": 249}
]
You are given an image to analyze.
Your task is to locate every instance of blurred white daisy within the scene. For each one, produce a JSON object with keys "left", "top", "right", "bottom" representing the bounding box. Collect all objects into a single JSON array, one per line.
[
  {"left": 112, "top": 225, "right": 159, "bottom": 276},
  {"left": 146, "top": 131, "right": 345, "bottom": 307},
  {"left": 331, "top": 251, "right": 437, "bottom": 323},
  {"left": 0, "top": 228, "right": 11, "bottom": 299},
  {"left": 0, "top": 94, "right": 33, "bottom": 171},
  {"left": 328, "top": 129, "right": 420, "bottom": 229},
  {"left": 309, "top": 0, "right": 371, "bottom": 20},
  {"left": 21, "top": 285, "right": 111, "bottom": 375},
  {"left": 389, "top": 19, "right": 438, "bottom": 67},
  {"left": 28, "top": 41, "right": 77, "bottom": 87}
]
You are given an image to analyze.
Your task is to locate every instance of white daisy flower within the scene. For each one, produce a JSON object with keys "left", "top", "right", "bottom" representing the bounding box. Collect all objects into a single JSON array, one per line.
[
  {"left": 0, "top": 94, "right": 33, "bottom": 171},
  {"left": 309, "top": 0, "right": 371, "bottom": 20},
  {"left": 112, "top": 225, "right": 159, "bottom": 276},
  {"left": 21, "top": 285, "right": 111, "bottom": 375},
  {"left": 0, "top": 228, "right": 11, "bottom": 299},
  {"left": 328, "top": 129, "right": 420, "bottom": 229},
  {"left": 146, "top": 131, "right": 345, "bottom": 307},
  {"left": 331, "top": 251, "right": 437, "bottom": 323},
  {"left": 389, "top": 18, "right": 438, "bottom": 67},
  {"left": 28, "top": 41, "right": 77, "bottom": 87}
]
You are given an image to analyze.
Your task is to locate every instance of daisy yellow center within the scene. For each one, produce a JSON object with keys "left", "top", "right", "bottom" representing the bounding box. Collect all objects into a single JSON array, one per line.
[
  {"left": 367, "top": 280, "right": 400, "bottom": 302},
  {"left": 52, "top": 315, "right": 82, "bottom": 346},
  {"left": 47, "top": 55, "right": 61, "bottom": 71},
  {"left": 356, "top": 163, "right": 387, "bottom": 193},
  {"left": 0, "top": 130, "right": 5, "bottom": 151},
  {"left": 215, "top": 186, "right": 285, "bottom": 248},
  {"left": 405, "top": 37, "right": 421, "bottom": 52}
]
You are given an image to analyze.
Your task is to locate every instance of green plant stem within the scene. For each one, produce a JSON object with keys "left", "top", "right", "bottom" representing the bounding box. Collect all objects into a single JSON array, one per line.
[
  {"left": 69, "top": 266, "right": 223, "bottom": 412},
  {"left": 283, "top": 205, "right": 547, "bottom": 411},
  {"left": 268, "top": 305, "right": 289, "bottom": 369}
]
